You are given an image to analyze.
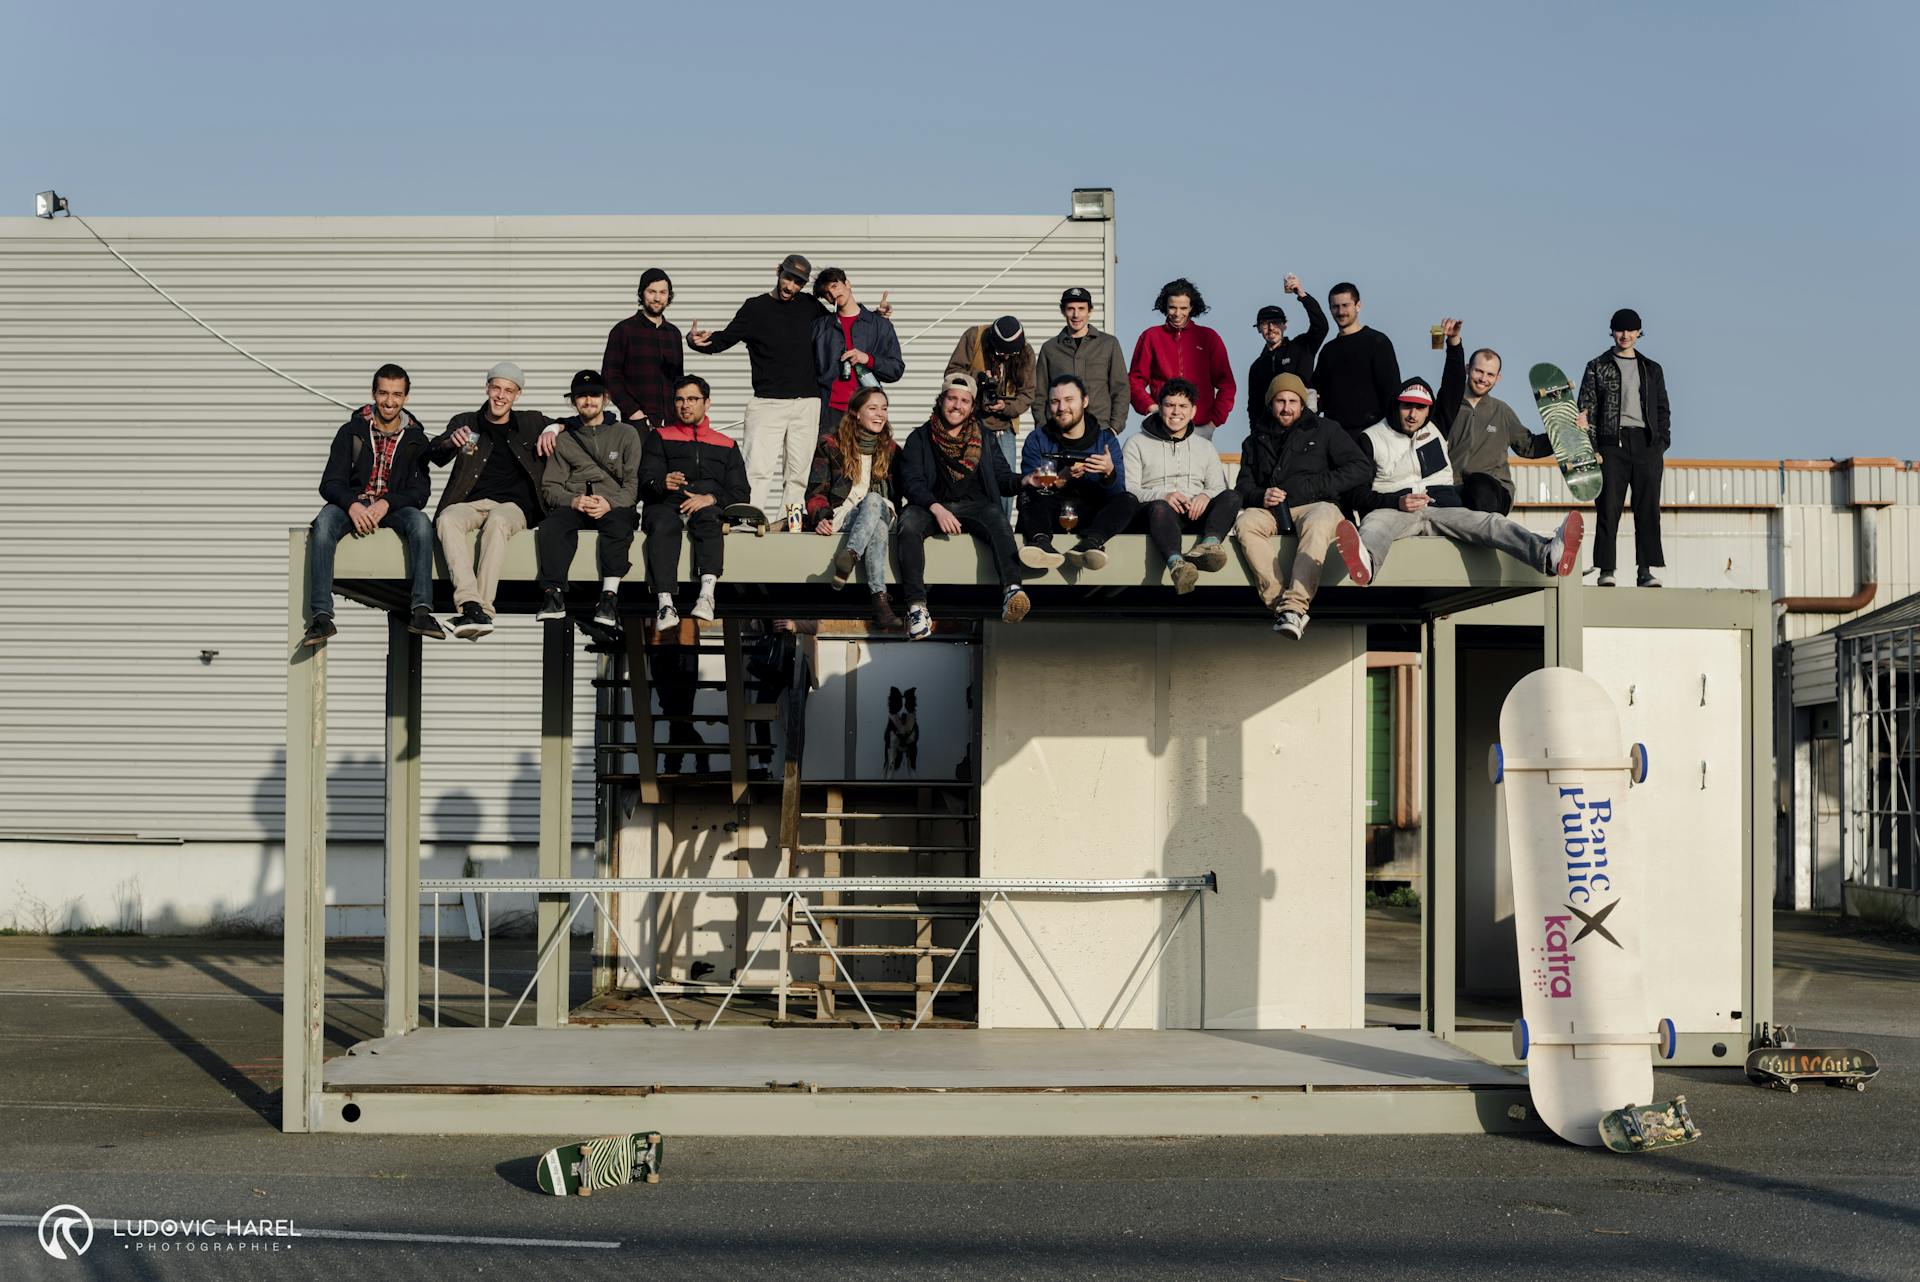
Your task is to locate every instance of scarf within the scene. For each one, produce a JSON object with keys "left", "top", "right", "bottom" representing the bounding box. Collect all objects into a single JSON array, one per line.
[
  {"left": 932, "top": 418, "right": 983, "bottom": 488},
  {"left": 855, "top": 428, "right": 885, "bottom": 455}
]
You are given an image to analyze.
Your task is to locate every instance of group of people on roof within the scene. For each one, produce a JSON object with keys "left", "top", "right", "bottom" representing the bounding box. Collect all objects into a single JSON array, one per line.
[{"left": 299, "top": 254, "right": 1669, "bottom": 646}]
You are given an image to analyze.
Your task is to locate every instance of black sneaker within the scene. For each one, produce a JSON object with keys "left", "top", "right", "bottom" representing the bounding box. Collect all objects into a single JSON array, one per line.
[
  {"left": 452, "top": 602, "right": 493, "bottom": 640},
  {"left": 301, "top": 613, "right": 336, "bottom": 648},
  {"left": 593, "top": 591, "right": 620, "bottom": 628},
  {"left": 535, "top": 588, "right": 568, "bottom": 621},
  {"left": 408, "top": 606, "right": 448, "bottom": 640}
]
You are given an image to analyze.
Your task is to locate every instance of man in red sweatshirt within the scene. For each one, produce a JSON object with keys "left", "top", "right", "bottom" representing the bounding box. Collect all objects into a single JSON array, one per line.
[{"left": 1128, "top": 277, "right": 1236, "bottom": 440}]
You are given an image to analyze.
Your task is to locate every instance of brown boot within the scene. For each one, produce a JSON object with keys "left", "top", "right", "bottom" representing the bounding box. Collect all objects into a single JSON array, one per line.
[{"left": 871, "top": 591, "right": 903, "bottom": 631}]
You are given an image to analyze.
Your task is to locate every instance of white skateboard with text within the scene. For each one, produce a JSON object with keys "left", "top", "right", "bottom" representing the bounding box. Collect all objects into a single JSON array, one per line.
[{"left": 1491, "top": 667, "right": 1677, "bottom": 1146}]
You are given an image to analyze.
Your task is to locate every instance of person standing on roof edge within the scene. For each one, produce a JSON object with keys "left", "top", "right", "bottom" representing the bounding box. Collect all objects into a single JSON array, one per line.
[
  {"left": 895, "top": 372, "right": 1031, "bottom": 640},
  {"left": 1232, "top": 373, "right": 1373, "bottom": 640},
  {"left": 1432, "top": 318, "right": 1554, "bottom": 515},
  {"left": 1128, "top": 277, "right": 1235, "bottom": 439},
  {"left": 1126, "top": 379, "right": 1243, "bottom": 594},
  {"left": 687, "top": 253, "right": 823, "bottom": 529},
  {"left": 1339, "top": 374, "right": 1583, "bottom": 587},
  {"left": 945, "top": 315, "right": 1037, "bottom": 512},
  {"left": 300, "top": 363, "right": 443, "bottom": 647},
  {"left": 428, "top": 361, "right": 559, "bottom": 640},
  {"left": 1016, "top": 374, "right": 1136, "bottom": 572},
  {"left": 1246, "top": 274, "right": 1329, "bottom": 434},
  {"left": 1579, "top": 307, "right": 1670, "bottom": 587},
  {"left": 1035, "top": 286, "right": 1130, "bottom": 439},
  {"left": 639, "top": 375, "right": 749, "bottom": 631},
  {"left": 601, "top": 267, "right": 683, "bottom": 429},
  {"left": 534, "top": 370, "right": 642, "bottom": 629},
  {"left": 1312, "top": 281, "right": 1401, "bottom": 435},
  {"left": 811, "top": 267, "right": 904, "bottom": 433}
]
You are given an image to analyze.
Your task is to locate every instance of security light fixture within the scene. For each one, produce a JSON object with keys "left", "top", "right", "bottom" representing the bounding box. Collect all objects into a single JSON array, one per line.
[
  {"left": 35, "top": 190, "right": 68, "bottom": 218},
  {"left": 1068, "top": 188, "right": 1114, "bottom": 221}
]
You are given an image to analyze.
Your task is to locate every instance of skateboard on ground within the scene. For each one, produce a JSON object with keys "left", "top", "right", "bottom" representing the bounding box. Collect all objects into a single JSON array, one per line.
[
  {"left": 724, "top": 502, "right": 770, "bottom": 536},
  {"left": 534, "top": 1131, "right": 663, "bottom": 1196},
  {"left": 1598, "top": 1096, "right": 1702, "bottom": 1153},
  {"left": 1494, "top": 667, "right": 1676, "bottom": 1147},
  {"left": 1746, "top": 1046, "right": 1880, "bottom": 1093},
  {"left": 1528, "top": 363, "right": 1603, "bottom": 503}
]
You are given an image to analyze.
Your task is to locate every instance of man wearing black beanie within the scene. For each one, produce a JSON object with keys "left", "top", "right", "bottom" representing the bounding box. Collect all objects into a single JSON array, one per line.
[
  {"left": 602, "top": 268, "right": 682, "bottom": 428},
  {"left": 1578, "top": 307, "right": 1671, "bottom": 587}
]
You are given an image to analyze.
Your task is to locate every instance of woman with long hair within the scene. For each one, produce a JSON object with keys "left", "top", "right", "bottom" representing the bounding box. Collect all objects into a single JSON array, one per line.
[{"left": 804, "top": 386, "right": 903, "bottom": 628}]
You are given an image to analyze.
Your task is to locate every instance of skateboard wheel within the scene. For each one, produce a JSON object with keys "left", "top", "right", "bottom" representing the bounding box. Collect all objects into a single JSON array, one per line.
[
  {"left": 1658, "top": 1018, "right": 1678, "bottom": 1060},
  {"left": 1787, "top": 1082, "right": 1799, "bottom": 1094},
  {"left": 1630, "top": 742, "right": 1649, "bottom": 784},
  {"left": 1489, "top": 744, "right": 1504, "bottom": 785},
  {"left": 1512, "top": 1018, "right": 1530, "bottom": 1062},
  {"left": 1855, "top": 1081, "right": 1867, "bottom": 1093}
]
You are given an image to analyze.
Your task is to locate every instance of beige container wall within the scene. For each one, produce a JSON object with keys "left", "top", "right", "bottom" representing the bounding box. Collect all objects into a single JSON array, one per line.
[{"left": 977, "top": 620, "right": 1365, "bottom": 1030}]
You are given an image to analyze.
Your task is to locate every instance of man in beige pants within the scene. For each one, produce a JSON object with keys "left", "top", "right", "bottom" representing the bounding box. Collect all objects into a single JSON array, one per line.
[
  {"left": 1230, "top": 373, "right": 1372, "bottom": 638},
  {"left": 426, "top": 362, "right": 559, "bottom": 638}
]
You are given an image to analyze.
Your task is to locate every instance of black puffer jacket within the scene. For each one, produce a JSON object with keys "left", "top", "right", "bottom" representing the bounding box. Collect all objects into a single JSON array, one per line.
[
  {"left": 1577, "top": 348, "right": 1671, "bottom": 448},
  {"left": 1233, "top": 409, "right": 1372, "bottom": 514}
]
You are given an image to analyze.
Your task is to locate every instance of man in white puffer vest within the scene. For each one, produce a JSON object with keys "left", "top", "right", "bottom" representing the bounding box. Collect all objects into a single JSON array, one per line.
[{"left": 1331, "top": 375, "right": 1584, "bottom": 586}]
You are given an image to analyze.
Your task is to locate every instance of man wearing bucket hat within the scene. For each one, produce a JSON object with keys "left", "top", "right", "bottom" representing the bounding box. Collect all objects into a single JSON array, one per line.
[
  {"left": 687, "top": 253, "right": 824, "bottom": 527},
  {"left": 1578, "top": 307, "right": 1670, "bottom": 587}
]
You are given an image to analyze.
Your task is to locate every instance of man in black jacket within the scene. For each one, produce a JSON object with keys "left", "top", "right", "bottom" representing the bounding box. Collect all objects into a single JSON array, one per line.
[
  {"left": 639, "top": 376, "right": 751, "bottom": 631},
  {"left": 1579, "top": 308, "right": 1671, "bottom": 587},
  {"left": 1311, "top": 281, "right": 1401, "bottom": 435},
  {"left": 428, "top": 361, "right": 556, "bottom": 639},
  {"left": 687, "top": 253, "right": 823, "bottom": 527},
  {"left": 1231, "top": 373, "right": 1372, "bottom": 638},
  {"left": 301, "top": 364, "right": 443, "bottom": 647},
  {"left": 895, "top": 373, "right": 1030, "bottom": 640},
  {"left": 1246, "top": 275, "right": 1329, "bottom": 434}
]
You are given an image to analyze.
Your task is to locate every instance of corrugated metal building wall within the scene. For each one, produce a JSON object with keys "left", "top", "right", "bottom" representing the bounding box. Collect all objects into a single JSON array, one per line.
[{"left": 0, "top": 212, "right": 1114, "bottom": 876}]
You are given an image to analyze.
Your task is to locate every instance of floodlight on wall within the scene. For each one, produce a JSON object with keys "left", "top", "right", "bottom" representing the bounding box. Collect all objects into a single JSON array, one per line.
[
  {"left": 1068, "top": 188, "right": 1114, "bottom": 221},
  {"left": 35, "top": 190, "right": 69, "bottom": 218}
]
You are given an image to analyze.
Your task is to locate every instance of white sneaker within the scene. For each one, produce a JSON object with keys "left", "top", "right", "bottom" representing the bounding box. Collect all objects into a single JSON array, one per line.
[
  {"left": 655, "top": 602, "right": 680, "bottom": 631},
  {"left": 1273, "top": 609, "right": 1308, "bottom": 640},
  {"left": 906, "top": 602, "right": 933, "bottom": 640},
  {"left": 691, "top": 589, "right": 717, "bottom": 621}
]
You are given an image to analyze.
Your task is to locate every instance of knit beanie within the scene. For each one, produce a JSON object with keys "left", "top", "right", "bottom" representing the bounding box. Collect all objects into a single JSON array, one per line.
[
  {"left": 986, "top": 316, "right": 1025, "bottom": 354},
  {"left": 638, "top": 267, "right": 673, "bottom": 303},
  {"left": 486, "top": 361, "right": 525, "bottom": 390},
  {"left": 1609, "top": 307, "right": 1642, "bottom": 332},
  {"left": 1265, "top": 372, "right": 1310, "bottom": 407}
]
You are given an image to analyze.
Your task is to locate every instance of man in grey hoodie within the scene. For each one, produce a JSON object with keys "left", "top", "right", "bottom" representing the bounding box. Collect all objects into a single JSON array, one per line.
[
  {"left": 534, "top": 369, "right": 643, "bottom": 627},
  {"left": 1123, "top": 378, "right": 1243, "bottom": 594}
]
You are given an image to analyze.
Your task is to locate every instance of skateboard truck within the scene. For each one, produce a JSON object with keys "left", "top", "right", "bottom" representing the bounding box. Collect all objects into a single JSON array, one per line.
[
  {"left": 1490, "top": 743, "right": 1650, "bottom": 785},
  {"left": 1514, "top": 1017, "right": 1679, "bottom": 1062}
]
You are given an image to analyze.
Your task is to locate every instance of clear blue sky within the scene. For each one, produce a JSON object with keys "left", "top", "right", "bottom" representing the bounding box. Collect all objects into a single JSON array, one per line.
[{"left": 8, "top": 0, "right": 1915, "bottom": 458}]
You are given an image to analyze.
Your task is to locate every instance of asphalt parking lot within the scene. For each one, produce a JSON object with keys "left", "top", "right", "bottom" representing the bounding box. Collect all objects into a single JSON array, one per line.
[{"left": 1, "top": 911, "right": 1914, "bottom": 1280}]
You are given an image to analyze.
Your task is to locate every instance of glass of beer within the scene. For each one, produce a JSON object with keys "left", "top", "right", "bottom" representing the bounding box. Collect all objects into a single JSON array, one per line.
[{"left": 1430, "top": 324, "right": 1445, "bottom": 350}]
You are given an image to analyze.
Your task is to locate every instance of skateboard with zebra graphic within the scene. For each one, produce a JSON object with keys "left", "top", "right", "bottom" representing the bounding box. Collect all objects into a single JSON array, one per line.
[
  {"left": 534, "top": 1132, "right": 664, "bottom": 1196},
  {"left": 1528, "top": 363, "right": 1604, "bottom": 503}
]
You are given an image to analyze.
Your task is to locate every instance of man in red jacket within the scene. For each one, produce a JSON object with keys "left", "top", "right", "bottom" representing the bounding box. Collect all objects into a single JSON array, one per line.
[{"left": 1128, "top": 277, "right": 1236, "bottom": 440}]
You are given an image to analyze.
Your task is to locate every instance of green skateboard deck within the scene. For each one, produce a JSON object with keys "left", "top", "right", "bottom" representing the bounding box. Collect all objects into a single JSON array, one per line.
[
  {"left": 1528, "top": 363, "right": 1603, "bottom": 503},
  {"left": 534, "top": 1131, "right": 663, "bottom": 1196},
  {"left": 1597, "top": 1096, "right": 1701, "bottom": 1153},
  {"left": 724, "top": 503, "right": 770, "bottom": 535}
]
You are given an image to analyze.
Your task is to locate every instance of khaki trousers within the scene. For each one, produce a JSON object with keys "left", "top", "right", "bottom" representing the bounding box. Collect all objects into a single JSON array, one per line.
[
  {"left": 437, "top": 499, "right": 529, "bottom": 613},
  {"left": 743, "top": 396, "right": 822, "bottom": 516},
  {"left": 1233, "top": 501, "right": 1343, "bottom": 615}
]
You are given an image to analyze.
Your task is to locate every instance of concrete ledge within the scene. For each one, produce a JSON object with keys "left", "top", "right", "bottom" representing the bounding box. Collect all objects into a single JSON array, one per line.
[{"left": 1844, "top": 883, "right": 1920, "bottom": 930}]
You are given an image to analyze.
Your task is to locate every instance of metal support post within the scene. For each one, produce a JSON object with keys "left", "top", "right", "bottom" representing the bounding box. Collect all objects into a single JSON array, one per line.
[
  {"left": 1746, "top": 593, "right": 1775, "bottom": 1041},
  {"left": 1544, "top": 578, "right": 1584, "bottom": 670},
  {"left": 537, "top": 621, "right": 575, "bottom": 1027},
  {"left": 383, "top": 611, "right": 423, "bottom": 1037},
  {"left": 282, "top": 529, "right": 328, "bottom": 1133},
  {"left": 1425, "top": 614, "right": 1458, "bottom": 1041}
]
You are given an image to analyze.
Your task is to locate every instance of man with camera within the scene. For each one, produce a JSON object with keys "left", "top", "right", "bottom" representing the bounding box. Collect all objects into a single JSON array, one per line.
[{"left": 944, "top": 315, "right": 1037, "bottom": 510}]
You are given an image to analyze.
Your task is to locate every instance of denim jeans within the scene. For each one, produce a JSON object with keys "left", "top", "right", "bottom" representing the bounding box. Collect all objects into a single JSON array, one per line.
[
  {"left": 838, "top": 491, "right": 895, "bottom": 589},
  {"left": 992, "top": 430, "right": 1018, "bottom": 517},
  {"left": 307, "top": 503, "right": 433, "bottom": 619},
  {"left": 1357, "top": 504, "right": 1550, "bottom": 575}
]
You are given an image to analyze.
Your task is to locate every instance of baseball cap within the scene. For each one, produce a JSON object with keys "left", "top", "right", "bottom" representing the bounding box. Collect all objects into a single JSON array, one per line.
[
  {"left": 1254, "top": 305, "right": 1288, "bottom": 328},
  {"left": 1397, "top": 380, "right": 1435, "bottom": 407},
  {"left": 942, "top": 371, "right": 979, "bottom": 398},
  {"left": 778, "top": 253, "right": 812, "bottom": 284},
  {"left": 1059, "top": 286, "right": 1092, "bottom": 311},
  {"left": 570, "top": 369, "right": 608, "bottom": 398}
]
